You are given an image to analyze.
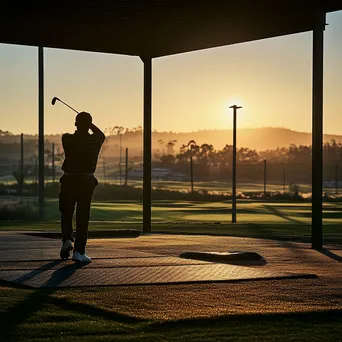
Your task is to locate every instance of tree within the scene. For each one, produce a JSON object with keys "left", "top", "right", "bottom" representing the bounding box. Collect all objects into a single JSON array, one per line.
[
  {"left": 160, "top": 154, "right": 176, "bottom": 166},
  {"left": 167, "top": 140, "right": 177, "bottom": 155},
  {"left": 0, "top": 130, "right": 13, "bottom": 136},
  {"left": 158, "top": 139, "right": 165, "bottom": 154},
  {"left": 237, "top": 147, "right": 259, "bottom": 163}
]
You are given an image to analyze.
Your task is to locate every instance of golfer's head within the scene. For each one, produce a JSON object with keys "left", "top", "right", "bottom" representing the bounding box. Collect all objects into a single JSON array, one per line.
[{"left": 75, "top": 112, "right": 92, "bottom": 130}]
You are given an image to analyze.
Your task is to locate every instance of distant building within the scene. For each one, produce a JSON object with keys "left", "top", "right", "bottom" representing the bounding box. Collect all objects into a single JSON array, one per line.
[{"left": 323, "top": 180, "right": 342, "bottom": 188}]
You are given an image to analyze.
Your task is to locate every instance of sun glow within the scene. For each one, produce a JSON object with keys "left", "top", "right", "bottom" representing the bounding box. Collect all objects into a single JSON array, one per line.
[
  {"left": 226, "top": 97, "right": 244, "bottom": 109},
  {"left": 215, "top": 98, "right": 247, "bottom": 129}
]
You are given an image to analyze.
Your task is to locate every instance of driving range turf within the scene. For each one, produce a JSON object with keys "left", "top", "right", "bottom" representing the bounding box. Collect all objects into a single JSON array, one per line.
[
  {"left": 1, "top": 199, "right": 342, "bottom": 340},
  {"left": 1, "top": 199, "right": 341, "bottom": 243},
  {"left": 1, "top": 280, "right": 341, "bottom": 342}
]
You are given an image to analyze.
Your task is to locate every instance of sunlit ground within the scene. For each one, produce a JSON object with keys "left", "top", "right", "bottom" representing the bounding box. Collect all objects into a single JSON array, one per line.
[
  {"left": 0, "top": 177, "right": 333, "bottom": 194},
  {"left": 44, "top": 200, "right": 342, "bottom": 225},
  {"left": 1, "top": 199, "right": 341, "bottom": 244}
]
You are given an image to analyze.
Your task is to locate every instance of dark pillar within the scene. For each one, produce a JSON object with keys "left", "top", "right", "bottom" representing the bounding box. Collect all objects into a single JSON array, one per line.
[
  {"left": 311, "top": 11, "right": 325, "bottom": 249},
  {"left": 35, "top": 158, "right": 38, "bottom": 194},
  {"left": 142, "top": 57, "right": 152, "bottom": 233},
  {"left": 20, "top": 133, "right": 24, "bottom": 194},
  {"left": 52, "top": 143, "right": 55, "bottom": 183},
  {"left": 38, "top": 46, "right": 45, "bottom": 219},
  {"left": 230, "top": 105, "right": 241, "bottom": 223},
  {"left": 232, "top": 109, "right": 237, "bottom": 223},
  {"left": 119, "top": 133, "right": 122, "bottom": 185},
  {"left": 125, "top": 148, "right": 128, "bottom": 186}
]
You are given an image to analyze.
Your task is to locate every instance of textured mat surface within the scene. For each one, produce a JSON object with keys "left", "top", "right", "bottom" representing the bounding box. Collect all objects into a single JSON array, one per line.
[
  {"left": 0, "top": 257, "right": 208, "bottom": 270},
  {"left": 0, "top": 263, "right": 314, "bottom": 288},
  {"left": 0, "top": 233, "right": 316, "bottom": 288}
]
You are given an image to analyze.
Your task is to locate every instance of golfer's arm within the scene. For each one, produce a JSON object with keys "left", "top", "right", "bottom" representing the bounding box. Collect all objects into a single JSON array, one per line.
[{"left": 89, "top": 123, "right": 105, "bottom": 143}]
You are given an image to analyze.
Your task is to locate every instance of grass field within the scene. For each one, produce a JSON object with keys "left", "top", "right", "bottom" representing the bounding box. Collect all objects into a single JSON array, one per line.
[
  {"left": 0, "top": 281, "right": 341, "bottom": 342},
  {"left": 1, "top": 199, "right": 342, "bottom": 244},
  {"left": 1, "top": 188, "right": 342, "bottom": 340},
  {"left": 86, "top": 179, "right": 325, "bottom": 194},
  {"left": 1, "top": 177, "right": 339, "bottom": 194},
  {"left": 2, "top": 199, "right": 338, "bottom": 224},
  {"left": 44, "top": 199, "right": 342, "bottom": 225}
]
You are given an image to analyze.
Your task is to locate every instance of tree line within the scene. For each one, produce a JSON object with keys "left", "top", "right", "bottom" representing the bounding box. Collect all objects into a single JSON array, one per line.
[
  {"left": 152, "top": 140, "right": 342, "bottom": 184},
  {"left": 154, "top": 140, "right": 342, "bottom": 165}
]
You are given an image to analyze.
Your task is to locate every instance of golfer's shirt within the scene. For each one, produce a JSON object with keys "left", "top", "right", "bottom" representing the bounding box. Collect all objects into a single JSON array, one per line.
[{"left": 61, "top": 130, "right": 105, "bottom": 174}]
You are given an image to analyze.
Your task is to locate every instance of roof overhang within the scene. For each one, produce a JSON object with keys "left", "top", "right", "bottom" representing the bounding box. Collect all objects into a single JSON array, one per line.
[{"left": 0, "top": 1, "right": 341, "bottom": 58}]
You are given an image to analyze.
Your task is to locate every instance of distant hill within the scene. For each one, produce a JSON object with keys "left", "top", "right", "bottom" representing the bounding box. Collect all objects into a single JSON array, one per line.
[
  {"left": 152, "top": 127, "right": 342, "bottom": 152},
  {"left": 1, "top": 128, "right": 342, "bottom": 158}
]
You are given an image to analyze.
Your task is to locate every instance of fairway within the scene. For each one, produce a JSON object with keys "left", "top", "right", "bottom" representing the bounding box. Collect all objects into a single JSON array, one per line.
[
  {"left": 1, "top": 178, "right": 337, "bottom": 194},
  {"left": 39, "top": 199, "right": 341, "bottom": 225},
  {"left": 1, "top": 199, "right": 342, "bottom": 244}
]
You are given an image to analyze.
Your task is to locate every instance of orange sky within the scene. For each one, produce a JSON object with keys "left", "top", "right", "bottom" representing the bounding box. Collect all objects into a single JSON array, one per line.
[{"left": 0, "top": 11, "right": 341, "bottom": 136}]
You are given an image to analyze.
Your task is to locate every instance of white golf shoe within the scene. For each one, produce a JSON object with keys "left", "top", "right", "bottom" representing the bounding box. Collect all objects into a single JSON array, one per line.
[
  {"left": 60, "top": 240, "right": 73, "bottom": 260},
  {"left": 72, "top": 251, "right": 92, "bottom": 263}
]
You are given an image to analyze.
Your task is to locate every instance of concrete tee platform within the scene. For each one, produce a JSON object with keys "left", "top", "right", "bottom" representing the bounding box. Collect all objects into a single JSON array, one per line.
[{"left": 0, "top": 232, "right": 321, "bottom": 288}]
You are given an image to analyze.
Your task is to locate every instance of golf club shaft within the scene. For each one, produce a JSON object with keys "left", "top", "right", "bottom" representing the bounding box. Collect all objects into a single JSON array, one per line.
[{"left": 58, "top": 99, "right": 79, "bottom": 113}]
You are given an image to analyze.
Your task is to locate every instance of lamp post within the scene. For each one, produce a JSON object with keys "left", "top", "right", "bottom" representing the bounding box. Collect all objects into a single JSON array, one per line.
[
  {"left": 229, "top": 105, "right": 242, "bottom": 223},
  {"left": 113, "top": 126, "right": 124, "bottom": 184}
]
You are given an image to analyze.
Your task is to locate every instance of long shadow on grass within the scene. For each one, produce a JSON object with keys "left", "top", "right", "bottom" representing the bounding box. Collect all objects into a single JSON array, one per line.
[
  {"left": 148, "top": 309, "right": 342, "bottom": 331},
  {"left": 262, "top": 205, "right": 302, "bottom": 225},
  {"left": 150, "top": 223, "right": 312, "bottom": 243},
  {"left": 0, "top": 261, "right": 145, "bottom": 341},
  {"left": 47, "top": 295, "right": 145, "bottom": 324},
  {"left": 0, "top": 262, "right": 84, "bottom": 340}
]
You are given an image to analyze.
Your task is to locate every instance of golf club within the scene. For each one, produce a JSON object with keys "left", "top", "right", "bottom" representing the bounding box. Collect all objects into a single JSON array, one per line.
[{"left": 51, "top": 97, "right": 79, "bottom": 113}]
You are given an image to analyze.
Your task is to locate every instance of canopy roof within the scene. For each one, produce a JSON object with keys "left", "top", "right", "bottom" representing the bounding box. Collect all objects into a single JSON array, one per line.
[{"left": 0, "top": 1, "right": 341, "bottom": 57}]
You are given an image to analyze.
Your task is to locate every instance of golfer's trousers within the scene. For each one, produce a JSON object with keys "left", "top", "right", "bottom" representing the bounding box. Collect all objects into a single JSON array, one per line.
[{"left": 59, "top": 175, "right": 97, "bottom": 254}]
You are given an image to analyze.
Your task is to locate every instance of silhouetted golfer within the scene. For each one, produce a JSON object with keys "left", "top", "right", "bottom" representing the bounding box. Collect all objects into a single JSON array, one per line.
[{"left": 59, "top": 112, "right": 105, "bottom": 263}]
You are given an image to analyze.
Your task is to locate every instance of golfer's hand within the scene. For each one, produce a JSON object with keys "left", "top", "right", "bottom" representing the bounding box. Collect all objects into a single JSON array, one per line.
[{"left": 90, "top": 123, "right": 105, "bottom": 143}]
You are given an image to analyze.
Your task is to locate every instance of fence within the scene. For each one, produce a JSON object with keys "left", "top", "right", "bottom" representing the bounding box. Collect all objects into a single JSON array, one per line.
[
  {"left": 1, "top": 156, "right": 342, "bottom": 197},
  {"left": 150, "top": 160, "right": 342, "bottom": 195}
]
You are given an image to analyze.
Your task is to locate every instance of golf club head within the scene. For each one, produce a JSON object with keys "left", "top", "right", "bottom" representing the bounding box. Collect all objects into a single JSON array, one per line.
[{"left": 51, "top": 97, "right": 60, "bottom": 105}]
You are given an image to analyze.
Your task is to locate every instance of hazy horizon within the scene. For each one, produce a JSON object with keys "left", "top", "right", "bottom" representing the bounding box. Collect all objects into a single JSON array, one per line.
[
  {"left": 1, "top": 11, "right": 341, "bottom": 136},
  {"left": 3, "top": 127, "right": 342, "bottom": 154},
  {"left": 4, "top": 125, "right": 342, "bottom": 137}
]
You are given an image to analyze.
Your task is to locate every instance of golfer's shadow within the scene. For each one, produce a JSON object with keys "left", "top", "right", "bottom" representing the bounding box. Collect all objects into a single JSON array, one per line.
[
  {"left": 14, "top": 260, "right": 86, "bottom": 288},
  {"left": 45, "top": 262, "right": 86, "bottom": 287},
  {"left": 2, "top": 260, "right": 140, "bottom": 342}
]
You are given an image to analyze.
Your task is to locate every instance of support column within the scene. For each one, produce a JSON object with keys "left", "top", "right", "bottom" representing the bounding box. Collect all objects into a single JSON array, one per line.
[
  {"left": 230, "top": 105, "right": 241, "bottom": 223},
  {"left": 232, "top": 109, "right": 237, "bottom": 223},
  {"left": 311, "top": 11, "right": 325, "bottom": 249},
  {"left": 38, "top": 47, "right": 45, "bottom": 219},
  {"left": 52, "top": 143, "right": 55, "bottom": 183},
  {"left": 20, "top": 133, "right": 24, "bottom": 195},
  {"left": 142, "top": 57, "right": 152, "bottom": 233},
  {"left": 125, "top": 147, "right": 128, "bottom": 186}
]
